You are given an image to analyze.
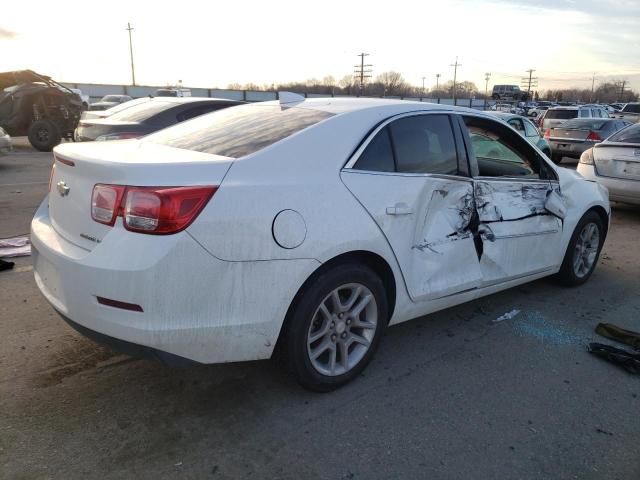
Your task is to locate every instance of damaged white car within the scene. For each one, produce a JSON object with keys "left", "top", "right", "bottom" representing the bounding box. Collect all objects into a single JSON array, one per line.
[{"left": 32, "top": 97, "right": 610, "bottom": 391}]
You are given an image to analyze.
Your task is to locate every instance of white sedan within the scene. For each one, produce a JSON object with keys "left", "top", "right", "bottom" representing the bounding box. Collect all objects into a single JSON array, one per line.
[
  {"left": 32, "top": 96, "right": 610, "bottom": 391},
  {"left": 578, "top": 122, "right": 640, "bottom": 205}
]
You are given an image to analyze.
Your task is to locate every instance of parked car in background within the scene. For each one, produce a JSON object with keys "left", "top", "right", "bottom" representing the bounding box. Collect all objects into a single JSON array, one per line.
[
  {"left": 155, "top": 88, "right": 191, "bottom": 97},
  {"left": 613, "top": 103, "right": 640, "bottom": 123},
  {"left": 578, "top": 123, "right": 640, "bottom": 205},
  {"left": 69, "top": 88, "right": 90, "bottom": 110},
  {"left": 609, "top": 103, "right": 625, "bottom": 112},
  {"left": 0, "top": 70, "right": 83, "bottom": 151},
  {"left": 489, "top": 112, "right": 551, "bottom": 156},
  {"left": 81, "top": 97, "right": 153, "bottom": 120},
  {"left": 540, "top": 106, "right": 609, "bottom": 131},
  {"left": 544, "top": 118, "right": 631, "bottom": 163},
  {"left": 89, "top": 94, "right": 133, "bottom": 111},
  {"left": 34, "top": 97, "right": 610, "bottom": 391},
  {"left": 0, "top": 126, "right": 12, "bottom": 153},
  {"left": 528, "top": 105, "right": 549, "bottom": 119},
  {"left": 75, "top": 97, "right": 241, "bottom": 142},
  {"left": 491, "top": 103, "right": 524, "bottom": 114},
  {"left": 491, "top": 85, "right": 529, "bottom": 101}
]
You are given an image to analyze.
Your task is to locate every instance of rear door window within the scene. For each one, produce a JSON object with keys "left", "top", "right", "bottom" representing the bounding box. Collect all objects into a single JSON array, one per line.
[
  {"left": 389, "top": 115, "right": 458, "bottom": 174},
  {"left": 147, "top": 105, "right": 333, "bottom": 158},
  {"left": 353, "top": 127, "right": 395, "bottom": 172}
]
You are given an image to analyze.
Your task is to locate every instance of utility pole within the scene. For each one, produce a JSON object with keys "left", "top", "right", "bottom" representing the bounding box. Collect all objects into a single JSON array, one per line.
[
  {"left": 450, "top": 57, "right": 461, "bottom": 102},
  {"left": 422, "top": 76, "right": 426, "bottom": 95},
  {"left": 436, "top": 73, "right": 441, "bottom": 90},
  {"left": 618, "top": 80, "right": 628, "bottom": 102},
  {"left": 484, "top": 72, "right": 491, "bottom": 109},
  {"left": 590, "top": 73, "right": 596, "bottom": 102},
  {"left": 520, "top": 69, "right": 538, "bottom": 100},
  {"left": 353, "top": 53, "right": 372, "bottom": 96},
  {"left": 126, "top": 22, "right": 136, "bottom": 86}
]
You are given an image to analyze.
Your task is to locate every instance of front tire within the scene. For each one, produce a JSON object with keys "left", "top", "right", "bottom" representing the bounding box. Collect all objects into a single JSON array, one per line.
[
  {"left": 280, "top": 263, "right": 388, "bottom": 391},
  {"left": 28, "top": 120, "right": 61, "bottom": 152},
  {"left": 556, "top": 210, "right": 605, "bottom": 286}
]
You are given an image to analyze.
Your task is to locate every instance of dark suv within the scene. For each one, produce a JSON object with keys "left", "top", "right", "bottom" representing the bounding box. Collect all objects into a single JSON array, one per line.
[
  {"left": 492, "top": 84, "right": 529, "bottom": 101},
  {"left": 0, "top": 70, "right": 83, "bottom": 151}
]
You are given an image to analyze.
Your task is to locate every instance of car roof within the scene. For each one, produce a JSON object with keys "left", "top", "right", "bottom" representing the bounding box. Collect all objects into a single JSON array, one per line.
[
  {"left": 489, "top": 112, "right": 529, "bottom": 121},
  {"left": 548, "top": 106, "right": 579, "bottom": 111},
  {"left": 143, "top": 96, "right": 238, "bottom": 104}
]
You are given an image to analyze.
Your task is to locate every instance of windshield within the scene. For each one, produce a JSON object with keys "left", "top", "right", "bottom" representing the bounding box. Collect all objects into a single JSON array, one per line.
[
  {"left": 147, "top": 104, "right": 334, "bottom": 158},
  {"left": 560, "top": 119, "right": 607, "bottom": 130},
  {"left": 103, "top": 97, "right": 151, "bottom": 115},
  {"left": 107, "top": 100, "right": 173, "bottom": 122},
  {"left": 546, "top": 109, "right": 578, "bottom": 120},
  {"left": 102, "top": 95, "right": 123, "bottom": 102},
  {"left": 608, "top": 123, "right": 640, "bottom": 143}
]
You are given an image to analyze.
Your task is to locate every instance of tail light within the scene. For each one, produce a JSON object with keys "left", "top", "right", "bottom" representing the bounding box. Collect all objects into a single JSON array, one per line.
[
  {"left": 543, "top": 129, "right": 551, "bottom": 139},
  {"left": 91, "top": 184, "right": 216, "bottom": 234},
  {"left": 538, "top": 111, "right": 546, "bottom": 128},
  {"left": 579, "top": 148, "right": 595, "bottom": 165},
  {"left": 586, "top": 131, "right": 602, "bottom": 142},
  {"left": 48, "top": 163, "right": 56, "bottom": 192}
]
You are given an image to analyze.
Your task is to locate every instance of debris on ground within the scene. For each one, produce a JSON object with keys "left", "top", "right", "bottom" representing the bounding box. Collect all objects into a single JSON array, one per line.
[
  {"left": 588, "top": 343, "right": 640, "bottom": 375},
  {"left": 595, "top": 323, "right": 640, "bottom": 351},
  {"left": 494, "top": 309, "right": 521, "bottom": 323},
  {"left": 0, "top": 235, "right": 31, "bottom": 257}
]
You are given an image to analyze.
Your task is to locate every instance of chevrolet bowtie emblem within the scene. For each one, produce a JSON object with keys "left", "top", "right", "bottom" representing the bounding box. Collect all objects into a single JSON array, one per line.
[{"left": 56, "top": 180, "right": 70, "bottom": 197}]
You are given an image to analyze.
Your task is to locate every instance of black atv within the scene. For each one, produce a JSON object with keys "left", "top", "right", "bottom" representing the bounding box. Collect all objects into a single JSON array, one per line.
[{"left": 0, "top": 70, "right": 83, "bottom": 152}]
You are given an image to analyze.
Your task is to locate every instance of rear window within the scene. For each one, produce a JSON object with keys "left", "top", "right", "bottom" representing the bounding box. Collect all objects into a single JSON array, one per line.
[
  {"left": 147, "top": 104, "right": 334, "bottom": 158},
  {"left": 622, "top": 104, "right": 640, "bottom": 113},
  {"left": 608, "top": 123, "right": 640, "bottom": 143},
  {"left": 546, "top": 109, "right": 578, "bottom": 120},
  {"left": 561, "top": 119, "right": 607, "bottom": 130},
  {"left": 108, "top": 101, "right": 173, "bottom": 122}
]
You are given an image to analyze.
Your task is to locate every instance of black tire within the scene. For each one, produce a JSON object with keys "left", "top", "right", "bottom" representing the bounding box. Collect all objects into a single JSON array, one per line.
[
  {"left": 279, "top": 263, "right": 388, "bottom": 392},
  {"left": 551, "top": 153, "right": 563, "bottom": 164},
  {"left": 555, "top": 210, "right": 605, "bottom": 286},
  {"left": 27, "top": 120, "right": 61, "bottom": 152}
]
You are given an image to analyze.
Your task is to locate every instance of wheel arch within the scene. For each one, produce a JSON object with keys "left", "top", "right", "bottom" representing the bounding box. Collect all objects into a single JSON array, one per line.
[
  {"left": 273, "top": 250, "right": 398, "bottom": 356},
  {"left": 586, "top": 205, "right": 609, "bottom": 239}
]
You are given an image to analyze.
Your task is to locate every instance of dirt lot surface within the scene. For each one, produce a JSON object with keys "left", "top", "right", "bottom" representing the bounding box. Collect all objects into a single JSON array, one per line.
[{"left": 1, "top": 140, "right": 639, "bottom": 480}]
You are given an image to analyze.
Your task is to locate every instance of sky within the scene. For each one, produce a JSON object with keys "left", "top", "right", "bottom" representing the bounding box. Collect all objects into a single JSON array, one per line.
[{"left": 1, "top": 0, "right": 639, "bottom": 93}]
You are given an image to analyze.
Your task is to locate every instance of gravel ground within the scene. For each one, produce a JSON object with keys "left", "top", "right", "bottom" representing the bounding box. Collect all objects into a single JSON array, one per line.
[{"left": 1, "top": 141, "right": 639, "bottom": 480}]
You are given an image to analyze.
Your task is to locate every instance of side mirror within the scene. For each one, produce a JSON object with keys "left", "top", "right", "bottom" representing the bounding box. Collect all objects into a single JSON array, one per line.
[{"left": 545, "top": 189, "right": 567, "bottom": 219}]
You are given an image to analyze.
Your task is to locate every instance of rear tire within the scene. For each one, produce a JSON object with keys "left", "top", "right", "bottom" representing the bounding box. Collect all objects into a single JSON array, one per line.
[
  {"left": 556, "top": 210, "right": 605, "bottom": 286},
  {"left": 28, "top": 120, "right": 61, "bottom": 152},
  {"left": 279, "top": 263, "right": 388, "bottom": 392},
  {"left": 551, "top": 153, "right": 563, "bottom": 164}
]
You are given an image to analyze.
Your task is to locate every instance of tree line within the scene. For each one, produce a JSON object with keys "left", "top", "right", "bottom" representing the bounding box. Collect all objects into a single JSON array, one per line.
[{"left": 228, "top": 72, "right": 638, "bottom": 102}]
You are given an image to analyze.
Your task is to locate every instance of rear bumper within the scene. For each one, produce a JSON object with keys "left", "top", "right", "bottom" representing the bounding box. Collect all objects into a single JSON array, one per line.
[
  {"left": 549, "top": 140, "right": 593, "bottom": 158},
  {"left": 31, "top": 198, "right": 320, "bottom": 363},
  {"left": 576, "top": 163, "right": 640, "bottom": 205}
]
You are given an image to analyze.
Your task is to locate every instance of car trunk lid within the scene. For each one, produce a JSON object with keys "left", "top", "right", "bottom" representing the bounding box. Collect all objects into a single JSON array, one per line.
[
  {"left": 593, "top": 143, "right": 640, "bottom": 181},
  {"left": 549, "top": 127, "right": 592, "bottom": 142},
  {"left": 49, "top": 140, "right": 233, "bottom": 250}
]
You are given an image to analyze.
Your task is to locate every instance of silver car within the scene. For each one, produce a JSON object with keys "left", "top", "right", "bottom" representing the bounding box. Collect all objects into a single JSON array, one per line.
[
  {"left": 542, "top": 106, "right": 609, "bottom": 131},
  {"left": 577, "top": 122, "right": 640, "bottom": 205}
]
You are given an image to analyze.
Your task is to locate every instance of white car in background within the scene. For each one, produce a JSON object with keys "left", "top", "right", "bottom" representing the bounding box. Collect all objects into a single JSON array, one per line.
[
  {"left": 32, "top": 96, "right": 610, "bottom": 391},
  {"left": 578, "top": 122, "right": 640, "bottom": 205}
]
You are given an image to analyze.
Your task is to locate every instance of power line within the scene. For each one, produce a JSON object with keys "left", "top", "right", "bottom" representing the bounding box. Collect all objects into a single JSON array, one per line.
[
  {"left": 126, "top": 22, "right": 136, "bottom": 86},
  {"left": 353, "top": 53, "right": 372, "bottom": 95}
]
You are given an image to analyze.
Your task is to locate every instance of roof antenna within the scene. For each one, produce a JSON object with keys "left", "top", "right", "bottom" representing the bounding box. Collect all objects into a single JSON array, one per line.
[{"left": 279, "top": 91, "right": 305, "bottom": 106}]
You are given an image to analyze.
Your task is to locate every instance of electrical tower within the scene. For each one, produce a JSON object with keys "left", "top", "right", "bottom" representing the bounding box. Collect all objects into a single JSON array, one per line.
[
  {"left": 450, "top": 57, "right": 461, "bottom": 101},
  {"left": 521, "top": 69, "right": 538, "bottom": 99},
  {"left": 353, "top": 53, "right": 372, "bottom": 95},
  {"left": 126, "top": 22, "right": 136, "bottom": 86}
]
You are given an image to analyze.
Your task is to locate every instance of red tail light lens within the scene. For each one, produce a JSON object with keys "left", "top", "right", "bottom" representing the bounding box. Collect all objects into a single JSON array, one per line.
[
  {"left": 586, "top": 131, "right": 602, "bottom": 141},
  {"left": 91, "top": 184, "right": 126, "bottom": 225},
  {"left": 90, "top": 184, "right": 216, "bottom": 234},
  {"left": 543, "top": 129, "right": 551, "bottom": 139}
]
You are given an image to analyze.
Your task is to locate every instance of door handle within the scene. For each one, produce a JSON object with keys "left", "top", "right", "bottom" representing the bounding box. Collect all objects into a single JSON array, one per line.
[{"left": 386, "top": 203, "right": 412, "bottom": 215}]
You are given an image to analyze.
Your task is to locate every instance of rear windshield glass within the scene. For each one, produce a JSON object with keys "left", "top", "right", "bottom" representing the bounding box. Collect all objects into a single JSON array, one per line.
[
  {"left": 147, "top": 104, "right": 334, "bottom": 158},
  {"left": 622, "top": 104, "right": 640, "bottom": 113},
  {"left": 561, "top": 119, "right": 606, "bottom": 130},
  {"left": 108, "top": 101, "right": 173, "bottom": 122},
  {"left": 608, "top": 123, "right": 640, "bottom": 143},
  {"left": 546, "top": 110, "right": 578, "bottom": 120}
]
